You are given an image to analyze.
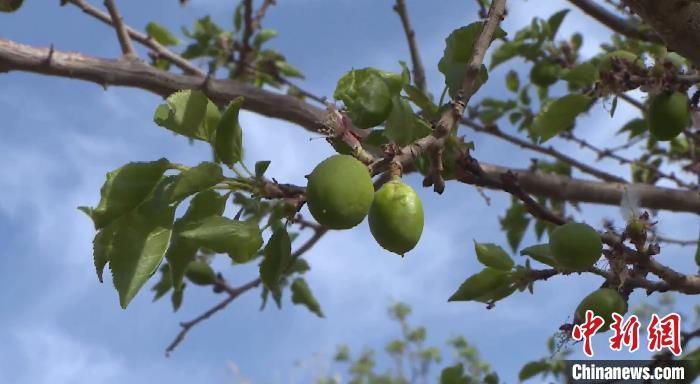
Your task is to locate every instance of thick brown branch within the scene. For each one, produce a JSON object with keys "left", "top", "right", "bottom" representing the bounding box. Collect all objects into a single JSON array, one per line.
[
  {"left": 568, "top": 0, "right": 662, "bottom": 43},
  {"left": 621, "top": 0, "right": 700, "bottom": 67},
  {"left": 103, "top": 0, "right": 136, "bottom": 58},
  {"left": 393, "top": 0, "right": 427, "bottom": 93},
  {"left": 1, "top": 39, "right": 700, "bottom": 213}
]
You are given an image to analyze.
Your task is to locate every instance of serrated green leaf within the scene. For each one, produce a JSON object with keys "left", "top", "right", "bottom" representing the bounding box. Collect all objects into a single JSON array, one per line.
[
  {"left": 254, "top": 29, "right": 277, "bottom": 48},
  {"left": 260, "top": 227, "right": 292, "bottom": 289},
  {"left": 290, "top": 278, "right": 324, "bottom": 317},
  {"left": 384, "top": 96, "right": 431, "bottom": 146},
  {"left": 169, "top": 162, "right": 223, "bottom": 202},
  {"left": 214, "top": 97, "right": 244, "bottom": 168},
  {"left": 255, "top": 160, "right": 271, "bottom": 178},
  {"left": 180, "top": 215, "right": 263, "bottom": 263},
  {"left": 506, "top": 70, "right": 520, "bottom": 92},
  {"left": 546, "top": 10, "right": 569, "bottom": 40},
  {"left": 448, "top": 268, "right": 511, "bottom": 302},
  {"left": 154, "top": 90, "right": 220, "bottom": 142},
  {"left": 109, "top": 203, "right": 176, "bottom": 309},
  {"left": 87, "top": 159, "right": 169, "bottom": 229},
  {"left": 93, "top": 224, "right": 117, "bottom": 283},
  {"left": 334, "top": 68, "right": 396, "bottom": 129},
  {"left": 519, "top": 360, "right": 550, "bottom": 381},
  {"left": 532, "top": 94, "right": 592, "bottom": 143},
  {"left": 146, "top": 22, "right": 180, "bottom": 46},
  {"left": 561, "top": 62, "right": 598, "bottom": 88},
  {"left": 474, "top": 241, "right": 514, "bottom": 271},
  {"left": 171, "top": 283, "right": 184, "bottom": 311},
  {"left": 500, "top": 199, "right": 530, "bottom": 252},
  {"left": 520, "top": 243, "right": 558, "bottom": 267}
]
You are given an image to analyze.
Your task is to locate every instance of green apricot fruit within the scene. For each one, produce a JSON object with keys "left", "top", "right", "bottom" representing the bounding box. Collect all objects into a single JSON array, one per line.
[
  {"left": 598, "top": 50, "right": 639, "bottom": 72},
  {"left": 530, "top": 60, "right": 560, "bottom": 87},
  {"left": 185, "top": 261, "right": 217, "bottom": 286},
  {"left": 548, "top": 222, "right": 602, "bottom": 271},
  {"left": 0, "top": 0, "right": 23, "bottom": 12},
  {"left": 648, "top": 91, "right": 689, "bottom": 141},
  {"left": 575, "top": 288, "right": 627, "bottom": 332},
  {"left": 305, "top": 154, "right": 374, "bottom": 230},
  {"left": 368, "top": 177, "right": 424, "bottom": 256}
]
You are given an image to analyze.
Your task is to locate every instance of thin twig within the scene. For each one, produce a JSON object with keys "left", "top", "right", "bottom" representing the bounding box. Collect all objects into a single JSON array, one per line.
[
  {"left": 393, "top": 0, "right": 427, "bottom": 93},
  {"left": 103, "top": 0, "right": 137, "bottom": 58},
  {"left": 164, "top": 224, "right": 328, "bottom": 355},
  {"left": 567, "top": 0, "right": 662, "bottom": 43},
  {"left": 64, "top": 0, "right": 203, "bottom": 75}
]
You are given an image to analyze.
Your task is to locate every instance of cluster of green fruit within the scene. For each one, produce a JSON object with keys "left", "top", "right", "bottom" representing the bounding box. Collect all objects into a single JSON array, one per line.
[
  {"left": 547, "top": 222, "right": 626, "bottom": 331},
  {"left": 305, "top": 154, "right": 424, "bottom": 256}
]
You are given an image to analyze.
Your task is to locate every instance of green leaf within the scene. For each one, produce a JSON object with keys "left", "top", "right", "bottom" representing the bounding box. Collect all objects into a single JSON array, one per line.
[
  {"left": 154, "top": 90, "right": 220, "bottom": 142},
  {"left": 275, "top": 60, "right": 305, "bottom": 79},
  {"left": 169, "top": 162, "right": 223, "bottom": 202},
  {"left": 146, "top": 22, "right": 180, "bottom": 46},
  {"left": 289, "top": 258, "right": 311, "bottom": 274},
  {"left": 561, "top": 62, "right": 598, "bottom": 89},
  {"left": 404, "top": 84, "right": 438, "bottom": 116},
  {"left": 616, "top": 118, "right": 649, "bottom": 139},
  {"left": 171, "top": 283, "right": 184, "bottom": 311},
  {"left": 151, "top": 264, "right": 172, "bottom": 301},
  {"left": 255, "top": 160, "right": 271, "bottom": 178},
  {"left": 448, "top": 268, "right": 511, "bottom": 302},
  {"left": 180, "top": 215, "right": 263, "bottom": 263},
  {"left": 490, "top": 41, "right": 523, "bottom": 69},
  {"left": 520, "top": 243, "right": 558, "bottom": 267},
  {"left": 254, "top": 29, "right": 277, "bottom": 48},
  {"left": 506, "top": 70, "right": 520, "bottom": 92},
  {"left": 93, "top": 224, "right": 117, "bottom": 282},
  {"left": 214, "top": 97, "right": 244, "bottom": 168},
  {"left": 439, "top": 22, "right": 505, "bottom": 98},
  {"left": 290, "top": 278, "right": 324, "bottom": 317},
  {"left": 519, "top": 360, "right": 550, "bottom": 381},
  {"left": 384, "top": 96, "right": 431, "bottom": 146},
  {"left": 260, "top": 227, "right": 292, "bottom": 289},
  {"left": 166, "top": 190, "right": 227, "bottom": 290},
  {"left": 334, "top": 68, "right": 395, "bottom": 128},
  {"left": 532, "top": 94, "right": 592, "bottom": 143},
  {"left": 500, "top": 199, "right": 530, "bottom": 252},
  {"left": 440, "top": 363, "right": 467, "bottom": 384},
  {"left": 474, "top": 242, "right": 514, "bottom": 271},
  {"left": 546, "top": 10, "right": 569, "bottom": 40},
  {"left": 109, "top": 203, "right": 177, "bottom": 309},
  {"left": 85, "top": 159, "right": 169, "bottom": 229}
]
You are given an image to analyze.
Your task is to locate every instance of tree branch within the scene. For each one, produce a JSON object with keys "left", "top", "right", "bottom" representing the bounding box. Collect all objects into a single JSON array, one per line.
[
  {"left": 567, "top": 0, "right": 662, "bottom": 43},
  {"left": 621, "top": 0, "right": 700, "bottom": 67},
  {"left": 63, "top": 0, "right": 204, "bottom": 75},
  {"left": 393, "top": 0, "right": 427, "bottom": 93},
  {"left": 103, "top": 0, "right": 136, "bottom": 58},
  {"left": 1, "top": 39, "right": 699, "bottom": 213}
]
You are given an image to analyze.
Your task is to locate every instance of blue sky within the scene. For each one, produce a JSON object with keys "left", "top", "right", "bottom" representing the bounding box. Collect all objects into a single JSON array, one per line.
[{"left": 0, "top": 1, "right": 697, "bottom": 383}]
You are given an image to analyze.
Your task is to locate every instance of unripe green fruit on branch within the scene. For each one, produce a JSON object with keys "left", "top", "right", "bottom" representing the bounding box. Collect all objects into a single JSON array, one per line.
[
  {"left": 369, "top": 177, "right": 424, "bottom": 256},
  {"left": 185, "top": 261, "right": 217, "bottom": 286},
  {"left": 648, "top": 91, "right": 689, "bottom": 141},
  {"left": 305, "top": 154, "right": 374, "bottom": 230},
  {"left": 0, "top": 0, "right": 22, "bottom": 12},
  {"left": 575, "top": 288, "right": 627, "bottom": 333},
  {"left": 548, "top": 222, "right": 602, "bottom": 271}
]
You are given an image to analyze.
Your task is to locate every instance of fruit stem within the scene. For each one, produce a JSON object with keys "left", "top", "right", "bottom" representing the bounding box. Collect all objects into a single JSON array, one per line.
[{"left": 388, "top": 161, "right": 402, "bottom": 179}]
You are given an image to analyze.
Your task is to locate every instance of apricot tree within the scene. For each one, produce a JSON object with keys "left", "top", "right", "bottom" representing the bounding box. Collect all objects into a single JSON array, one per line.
[{"left": 1, "top": 0, "right": 699, "bottom": 381}]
